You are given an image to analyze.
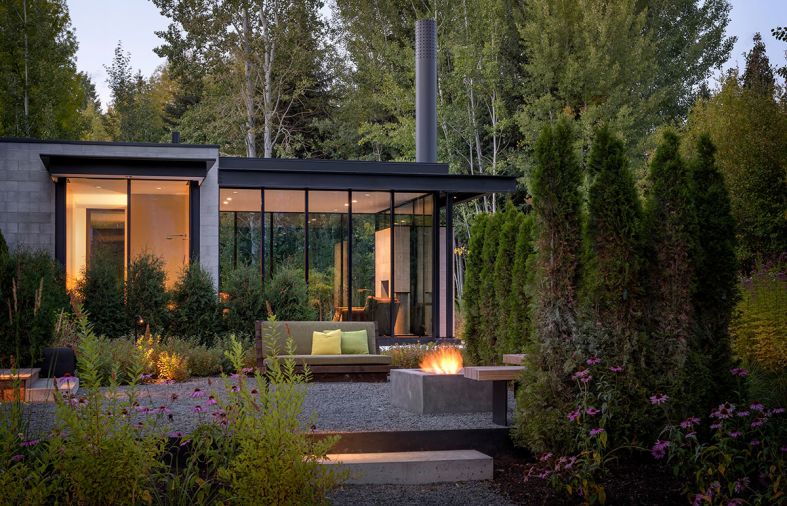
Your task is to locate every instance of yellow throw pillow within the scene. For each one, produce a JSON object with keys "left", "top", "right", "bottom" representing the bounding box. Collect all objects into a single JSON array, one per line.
[
  {"left": 340, "top": 330, "right": 369, "bottom": 354},
  {"left": 311, "top": 329, "right": 342, "bottom": 355}
]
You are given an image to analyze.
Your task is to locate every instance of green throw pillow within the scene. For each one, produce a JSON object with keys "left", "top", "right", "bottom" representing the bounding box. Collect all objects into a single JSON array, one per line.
[
  {"left": 340, "top": 329, "right": 369, "bottom": 354},
  {"left": 311, "top": 329, "right": 342, "bottom": 355}
]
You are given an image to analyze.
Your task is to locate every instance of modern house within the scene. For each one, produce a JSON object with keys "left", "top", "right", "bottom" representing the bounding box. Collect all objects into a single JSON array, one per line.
[{"left": 0, "top": 20, "right": 516, "bottom": 340}]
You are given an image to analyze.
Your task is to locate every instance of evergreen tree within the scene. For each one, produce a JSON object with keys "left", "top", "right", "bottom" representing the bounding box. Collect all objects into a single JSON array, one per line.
[
  {"left": 125, "top": 253, "right": 168, "bottom": 333},
  {"left": 477, "top": 210, "right": 502, "bottom": 363},
  {"left": 493, "top": 204, "right": 523, "bottom": 355},
  {"left": 504, "top": 213, "right": 534, "bottom": 354},
  {"left": 76, "top": 250, "right": 127, "bottom": 338},
  {"left": 515, "top": 118, "right": 584, "bottom": 452},
  {"left": 644, "top": 130, "right": 697, "bottom": 391},
  {"left": 462, "top": 214, "right": 488, "bottom": 363},
  {"left": 688, "top": 135, "right": 738, "bottom": 408},
  {"left": 169, "top": 262, "right": 219, "bottom": 344},
  {"left": 580, "top": 126, "right": 643, "bottom": 364},
  {"left": 742, "top": 33, "right": 775, "bottom": 96}
]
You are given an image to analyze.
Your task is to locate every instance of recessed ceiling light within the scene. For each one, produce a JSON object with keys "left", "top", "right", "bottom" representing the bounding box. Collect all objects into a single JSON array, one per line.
[
  {"left": 352, "top": 199, "right": 358, "bottom": 203},
  {"left": 223, "top": 201, "right": 229, "bottom": 205},
  {"left": 95, "top": 186, "right": 102, "bottom": 189},
  {"left": 156, "top": 187, "right": 162, "bottom": 190},
  {"left": 344, "top": 203, "right": 349, "bottom": 207},
  {"left": 365, "top": 193, "right": 370, "bottom": 197},
  {"left": 233, "top": 191, "right": 238, "bottom": 194},
  {"left": 226, "top": 197, "right": 233, "bottom": 201}
]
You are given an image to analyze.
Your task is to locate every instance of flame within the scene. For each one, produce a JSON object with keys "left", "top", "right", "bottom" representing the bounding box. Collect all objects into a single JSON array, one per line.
[{"left": 420, "top": 346, "right": 463, "bottom": 374}]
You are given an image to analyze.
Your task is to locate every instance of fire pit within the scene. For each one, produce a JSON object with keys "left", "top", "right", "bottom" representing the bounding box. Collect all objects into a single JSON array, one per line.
[{"left": 391, "top": 347, "right": 493, "bottom": 415}]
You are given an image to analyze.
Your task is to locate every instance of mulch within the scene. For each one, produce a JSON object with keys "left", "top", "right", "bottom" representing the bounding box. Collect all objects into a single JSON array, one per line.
[{"left": 493, "top": 454, "right": 685, "bottom": 505}]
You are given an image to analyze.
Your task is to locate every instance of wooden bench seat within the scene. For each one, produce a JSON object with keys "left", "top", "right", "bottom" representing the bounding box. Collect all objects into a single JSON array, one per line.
[
  {"left": 463, "top": 366, "right": 525, "bottom": 426},
  {"left": 502, "top": 354, "right": 525, "bottom": 365}
]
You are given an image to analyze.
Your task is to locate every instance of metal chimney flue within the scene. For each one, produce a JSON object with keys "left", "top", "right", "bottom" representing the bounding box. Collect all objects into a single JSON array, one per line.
[{"left": 415, "top": 19, "right": 437, "bottom": 163}]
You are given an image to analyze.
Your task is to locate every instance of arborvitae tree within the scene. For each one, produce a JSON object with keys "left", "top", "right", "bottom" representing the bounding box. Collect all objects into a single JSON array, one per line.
[
  {"left": 477, "top": 210, "right": 503, "bottom": 364},
  {"left": 580, "top": 127, "right": 644, "bottom": 364},
  {"left": 76, "top": 251, "right": 127, "bottom": 338},
  {"left": 688, "top": 135, "right": 738, "bottom": 409},
  {"left": 643, "top": 130, "right": 697, "bottom": 393},
  {"left": 169, "top": 262, "right": 219, "bottom": 344},
  {"left": 125, "top": 253, "right": 168, "bottom": 333},
  {"left": 462, "top": 214, "right": 488, "bottom": 363},
  {"left": 493, "top": 203, "right": 521, "bottom": 358},
  {"left": 742, "top": 33, "right": 775, "bottom": 96},
  {"left": 515, "top": 118, "right": 584, "bottom": 452},
  {"left": 504, "top": 213, "right": 535, "bottom": 354}
]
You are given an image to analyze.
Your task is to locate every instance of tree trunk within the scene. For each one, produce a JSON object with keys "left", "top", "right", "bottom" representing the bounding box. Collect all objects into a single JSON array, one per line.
[{"left": 242, "top": 8, "right": 256, "bottom": 157}]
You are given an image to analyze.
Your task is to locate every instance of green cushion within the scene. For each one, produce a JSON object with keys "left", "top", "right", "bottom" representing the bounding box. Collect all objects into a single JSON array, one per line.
[
  {"left": 339, "top": 329, "right": 370, "bottom": 354},
  {"left": 311, "top": 330, "right": 342, "bottom": 355}
]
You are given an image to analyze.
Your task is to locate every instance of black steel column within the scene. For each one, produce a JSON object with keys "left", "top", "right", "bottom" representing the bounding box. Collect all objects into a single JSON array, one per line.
[
  {"left": 126, "top": 179, "right": 131, "bottom": 274},
  {"left": 54, "top": 178, "right": 66, "bottom": 267},
  {"left": 445, "top": 193, "right": 454, "bottom": 338},
  {"left": 233, "top": 212, "right": 238, "bottom": 270},
  {"left": 347, "top": 191, "right": 353, "bottom": 321},
  {"left": 189, "top": 181, "right": 200, "bottom": 262},
  {"left": 492, "top": 381, "right": 508, "bottom": 425},
  {"left": 431, "top": 192, "right": 440, "bottom": 339},
  {"left": 304, "top": 191, "right": 309, "bottom": 285},
  {"left": 260, "top": 189, "right": 265, "bottom": 288},
  {"left": 389, "top": 192, "right": 395, "bottom": 337}
]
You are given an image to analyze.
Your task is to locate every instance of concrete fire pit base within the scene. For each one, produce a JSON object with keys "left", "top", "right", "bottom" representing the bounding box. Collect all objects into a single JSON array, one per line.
[{"left": 391, "top": 369, "right": 493, "bottom": 415}]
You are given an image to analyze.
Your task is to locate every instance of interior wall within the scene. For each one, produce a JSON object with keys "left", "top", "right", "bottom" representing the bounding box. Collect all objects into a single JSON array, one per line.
[{"left": 130, "top": 193, "right": 189, "bottom": 288}]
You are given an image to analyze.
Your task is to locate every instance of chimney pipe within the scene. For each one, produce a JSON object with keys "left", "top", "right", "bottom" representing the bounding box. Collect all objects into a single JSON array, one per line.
[{"left": 415, "top": 19, "right": 437, "bottom": 163}]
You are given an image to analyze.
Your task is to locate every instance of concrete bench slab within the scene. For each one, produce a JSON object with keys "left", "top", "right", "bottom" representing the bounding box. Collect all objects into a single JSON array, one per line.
[{"left": 463, "top": 366, "right": 525, "bottom": 426}]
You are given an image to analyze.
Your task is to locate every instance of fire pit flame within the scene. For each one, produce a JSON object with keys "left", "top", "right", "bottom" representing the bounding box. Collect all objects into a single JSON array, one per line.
[{"left": 420, "top": 346, "right": 463, "bottom": 374}]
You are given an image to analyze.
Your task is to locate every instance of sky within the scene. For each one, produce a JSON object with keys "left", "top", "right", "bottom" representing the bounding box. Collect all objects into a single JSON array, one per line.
[{"left": 67, "top": 0, "right": 787, "bottom": 110}]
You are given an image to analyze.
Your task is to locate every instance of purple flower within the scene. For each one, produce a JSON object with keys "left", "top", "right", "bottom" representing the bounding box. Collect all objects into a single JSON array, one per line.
[
  {"left": 728, "top": 431, "right": 742, "bottom": 439},
  {"left": 539, "top": 452, "right": 553, "bottom": 462},
  {"left": 231, "top": 385, "right": 240, "bottom": 393},
  {"left": 10, "top": 454, "right": 24, "bottom": 462},
  {"left": 589, "top": 428, "right": 604, "bottom": 437},
  {"left": 567, "top": 408, "right": 581, "bottom": 422},
  {"left": 190, "top": 388, "right": 204, "bottom": 399},
  {"left": 686, "top": 431, "right": 697, "bottom": 438},
  {"left": 651, "top": 440, "right": 670, "bottom": 459},
  {"left": 750, "top": 403, "right": 765, "bottom": 412},
  {"left": 649, "top": 393, "right": 669, "bottom": 405},
  {"left": 711, "top": 402, "right": 735, "bottom": 419},
  {"left": 586, "top": 356, "right": 601, "bottom": 366},
  {"left": 750, "top": 439, "right": 761, "bottom": 446},
  {"left": 140, "top": 373, "right": 153, "bottom": 380},
  {"left": 781, "top": 446, "right": 787, "bottom": 453},
  {"left": 134, "top": 406, "right": 150, "bottom": 414},
  {"left": 536, "top": 470, "right": 551, "bottom": 479},
  {"left": 770, "top": 407, "right": 785, "bottom": 415},
  {"left": 20, "top": 439, "right": 38, "bottom": 447},
  {"left": 207, "top": 395, "right": 217, "bottom": 405},
  {"left": 730, "top": 367, "right": 749, "bottom": 377},
  {"left": 155, "top": 405, "right": 170, "bottom": 415},
  {"left": 585, "top": 407, "right": 600, "bottom": 416},
  {"left": 609, "top": 365, "right": 624, "bottom": 373},
  {"left": 572, "top": 369, "right": 592, "bottom": 383},
  {"left": 242, "top": 367, "right": 255, "bottom": 375},
  {"left": 751, "top": 419, "right": 764, "bottom": 428},
  {"left": 736, "top": 411, "right": 750, "bottom": 418},
  {"left": 734, "top": 477, "right": 750, "bottom": 493},
  {"left": 165, "top": 379, "right": 176, "bottom": 385},
  {"left": 710, "top": 422, "right": 722, "bottom": 430},
  {"left": 169, "top": 431, "right": 183, "bottom": 439},
  {"left": 192, "top": 405, "right": 204, "bottom": 414},
  {"left": 680, "top": 417, "right": 701, "bottom": 429}
]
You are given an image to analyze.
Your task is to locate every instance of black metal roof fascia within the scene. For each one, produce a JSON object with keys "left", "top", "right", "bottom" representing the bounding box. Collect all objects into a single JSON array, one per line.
[
  {"left": 218, "top": 168, "right": 516, "bottom": 194},
  {"left": 218, "top": 156, "right": 449, "bottom": 175},
  {"left": 1, "top": 137, "right": 219, "bottom": 149},
  {"left": 40, "top": 154, "right": 214, "bottom": 180}
]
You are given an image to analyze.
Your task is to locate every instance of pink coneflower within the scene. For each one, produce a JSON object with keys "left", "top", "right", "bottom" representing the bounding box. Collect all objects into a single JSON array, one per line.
[
  {"left": 586, "top": 356, "right": 601, "bottom": 366},
  {"left": 609, "top": 365, "right": 624, "bottom": 373},
  {"left": 10, "top": 454, "right": 24, "bottom": 462},
  {"left": 134, "top": 406, "right": 150, "bottom": 414},
  {"left": 770, "top": 407, "right": 785, "bottom": 415},
  {"left": 165, "top": 379, "right": 175, "bottom": 384},
  {"left": 750, "top": 403, "right": 765, "bottom": 412},
  {"left": 589, "top": 428, "right": 604, "bottom": 437},
  {"left": 750, "top": 439, "right": 761, "bottom": 446},
  {"left": 537, "top": 470, "right": 551, "bottom": 479},
  {"left": 539, "top": 452, "right": 553, "bottom": 462},
  {"left": 192, "top": 405, "right": 204, "bottom": 414},
  {"left": 140, "top": 373, "right": 153, "bottom": 380},
  {"left": 190, "top": 388, "right": 204, "bottom": 399},
  {"left": 20, "top": 439, "right": 38, "bottom": 447},
  {"left": 242, "top": 367, "right": 255, "bottom": 375},
  {"left": 572, "top": 369, "right": 592, "bottom": 383},
  {"left": 651, "top": 440, "right": 670, "bottom": 459},
  {"left": 207, "top": 395, "right": 217, "bottom": 405},
  {"left": 728, "top": 431, "right": 742, "bottom": 439},
  {"left": 711, "top": 402, "right": 735, "bottom": 419},
  {"left": 585, "top": 407, "right": 600, "bottom": 416},
  {"left": 649, "top": 394, "right": 669, "bottom": 405},
  {"left": 231, "top": 385, "right": 240, "bottom": 393},
  {"left": 729, "top": 367, "right": 749, "bottom": 377},
  {"left": 736, "top": 411, "right": 750, "bottom": 418},
  {"left": 169, "top": 431, "right": 183, "bottom": 439},
  {"left": 734, "top": 477, "right": 750, "bottom": 493},
  {"left": 710, "top": 422, "right": 722, "bottom": 430},
  {"left": 680, "top": 417, "right": 701, "bottom": 429},
  {"left": 567, "top": 408, "right": 581, "bottom": 422},
  {"left": 155, "top": 406, "right": 170, "bottom": 415},
  {"left": 251, "top": 388, "right": 258, "bottom": 395},
  {"left": 751, "top": 419, "right": 765, "bottom": 428}
]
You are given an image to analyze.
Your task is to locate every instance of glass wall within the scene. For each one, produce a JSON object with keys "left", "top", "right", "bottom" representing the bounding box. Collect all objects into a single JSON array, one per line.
[
  {"left": 219, "top": 189, "right": 262, "bottom": 288},
  {"left": 395, "top": 194, "right": 434, "bottom": 336},
  {"left": 264, "top": 190, "right": 305, "bottom": 279},
  {"left": 130, "top": 180, "right": 189, "bottom": 288},
  {"left": 66, "top": 178, "right": 127, "bottom": 289},
  {"left": 308, "top": 191, "right": 349, "bottom": 321}
]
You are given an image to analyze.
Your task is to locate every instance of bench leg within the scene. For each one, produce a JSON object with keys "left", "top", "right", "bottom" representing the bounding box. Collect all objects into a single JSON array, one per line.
[{"left": 492, "top": 380, "right": 508, "bottom": 426}]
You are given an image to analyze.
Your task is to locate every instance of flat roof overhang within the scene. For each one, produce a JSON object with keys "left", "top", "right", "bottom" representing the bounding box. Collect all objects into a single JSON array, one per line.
[
  {"left": 218, "top": 157, "right": 516, "bottom": 202},
  {"left": 41, "top": 154, "right": 215, "bottom": 182}
]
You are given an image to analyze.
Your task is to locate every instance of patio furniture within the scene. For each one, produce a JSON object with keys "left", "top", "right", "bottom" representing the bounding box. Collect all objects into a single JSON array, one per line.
[
  {"left": 502, "top": 354, "right": 525, "bottom": 365},
  {"left": 361, "top": 296, "right": 400, "bottom": 336},
  {"left": 463, "top": 366, "right": 525, "bottom": 426},
  {"left": 255, "top": 320, "right": 392, "bottom": 381}
]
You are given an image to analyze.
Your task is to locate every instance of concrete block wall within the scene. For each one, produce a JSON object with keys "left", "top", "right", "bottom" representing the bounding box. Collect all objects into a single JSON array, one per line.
[{"left": 0, "top": 140, "right": 220, "bottom": 288}]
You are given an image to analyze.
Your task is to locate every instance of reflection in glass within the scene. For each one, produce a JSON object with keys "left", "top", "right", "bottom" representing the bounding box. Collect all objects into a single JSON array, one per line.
[
  {"left": 308, "top": 191, "right": 349, "bottom": 321},
  {"left": 395, "top": 194, "right": 433, "bottom": 336},
  {"left": 219, "top": 189, "right": 261, "bottom": 288},
  {"left": 264, "top": 190, "right": 305, "bottom": 278}
]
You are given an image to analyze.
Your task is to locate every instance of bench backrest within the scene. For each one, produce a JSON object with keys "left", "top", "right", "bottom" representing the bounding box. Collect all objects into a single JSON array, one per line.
[{"left": 255, "top": 320, "right": 379, "bottom": 357}]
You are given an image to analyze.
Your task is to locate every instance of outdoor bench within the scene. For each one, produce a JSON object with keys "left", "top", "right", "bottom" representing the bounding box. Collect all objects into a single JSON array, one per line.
[{"left": 463, "top": 366, "right": 525, "bottom": 426}]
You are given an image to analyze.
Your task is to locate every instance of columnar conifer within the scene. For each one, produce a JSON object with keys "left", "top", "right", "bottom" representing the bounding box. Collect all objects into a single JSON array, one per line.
[
  {"left": 493, "top": 203, "right": 521, "bottom": 357},
  {"left": 462, "top": 214, "right": 488, "bottom": 363}
]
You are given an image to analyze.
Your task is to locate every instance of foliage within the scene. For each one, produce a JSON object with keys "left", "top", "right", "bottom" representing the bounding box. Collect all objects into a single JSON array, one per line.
[
  {"left": 307, "top": 270, "right": 334, "bottom": 321},
  {"left": 687, "top": 135, "right": 739, "bottom": 410},
  {"left": 516, "top": 118, "right": 584, "bottom": 453},
  {"left": 382, "top": 343, "right": 438, "bottom": 369},
  {"left": 476, "top": 209, "right": 502, "bottom": 362},
  {"left": 493, "top": 203, "right": 523, "bottom": 355},
  {"left": 0, "top": 0, "right": 88, "bottom": 139},
  {"left": 264, "top": 265, "right": 316, "bottom": 322},
  {"left": 504, "top": 213, "right": 535, "bottom": 354},
  {"left": 126, "top": 253, "right": 168, "bottom": 333},
  {"left": 643, "top": 130, "right": 697, "bottom": 395},
  {"left": 168, "top": 262, "right": 220, "bottom": 345},
  {"left": 685, "top": 45, "right": 787, "bottom": 268},
  {"left": 76, "top": 248, "right": 127, "bottom": 339},
  {"left": 222, "top": 264, "right": 265, "bottom": 336},
  {"left": 462, "top": 213, "right": 488, "bottom": 362},
  {"left": 0, "top": 249, "right": 70, "bottom": 367},
  {"left": 731, "top": 265, "right": 787, "bottom": 406},
  {"left": 156, "top": 350, "right": 190, "bottom": 382},
  {"left": 182, "top": 342, "right": 224, "bottom": 377}
]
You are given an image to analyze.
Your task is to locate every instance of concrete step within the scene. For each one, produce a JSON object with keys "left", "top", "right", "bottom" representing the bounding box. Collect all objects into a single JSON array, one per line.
[
  {"left": 0, "top": 368, "right": 41, "bottom": 387},
  {"left": 26, "top": 377, "right": 79, "bottom": 402},
  {"left": 322, "top": 449, "right": 493, "bottom": 484}
]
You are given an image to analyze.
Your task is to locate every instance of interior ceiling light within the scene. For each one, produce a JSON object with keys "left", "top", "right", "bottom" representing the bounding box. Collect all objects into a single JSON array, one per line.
[
  {"left": 156, "top": 187, "right": 162, "bottom": 190},
  {"left": 95, "top": 186, "right": 102, "bottom": 189},
  {"left": 233, "top": 191, "right": 239, "bottom": 194},
  {"left": 352, "top": 199, "right": 358, "bottom": 203},
  {"left": 344, "top": 203, "right": 349, "bottom": 207},
  {"left": 226, "top": 197, "right": 233, "bottom": 201}
]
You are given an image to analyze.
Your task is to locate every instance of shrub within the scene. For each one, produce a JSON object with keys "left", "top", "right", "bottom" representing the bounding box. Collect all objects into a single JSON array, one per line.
[
  {"left": 156, "top": 350, "right": 189, "bottom": 382},
  {"left": 308, "top": 270, "right": 334, "bottom": 321},
  {"left": 126, "top": 253, "right": 168, "bottom": 333},
  {"left": 222, "top": 264, "right": 265, "bottom": 335},
  {"left": 264, "top": 265, "right": 316, "bottom": 321},
  {"left": 168, "top": 262, "right": 220, "bottom": 345},
  {"left": 462, "top": 213, "right": 488, "bottom": 364},
  {"left": 493, "top": 203, "right": 523, "bottom": 356},
  {"left": 382, "top": 343, "right": 438, "bottom": 369},
  {"left": 184, "top": 343, "right": 223, "bottom": 377},
  {"left": 0, "top": 249, "right": 70, "bottom": 367},
  {"left": 504, "top": 213, "right": 535, "bottom": 355},
  {"left": 76, "top": 249, "right": 127, "bottom": 338}
]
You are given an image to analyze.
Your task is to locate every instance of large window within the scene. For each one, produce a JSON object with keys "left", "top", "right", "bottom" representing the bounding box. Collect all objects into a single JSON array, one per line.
[
  {"left": 219, "top": 189, "right": 261, "bottom": 288},
  {"left": 264, "top": 190, "right": 305, "bottom": 279},
  {"left": 65, "top": 178, "right": 191, "bottom": 290},
  {"left": 308, "top": 191, "right": 349, "bottom": 321}
]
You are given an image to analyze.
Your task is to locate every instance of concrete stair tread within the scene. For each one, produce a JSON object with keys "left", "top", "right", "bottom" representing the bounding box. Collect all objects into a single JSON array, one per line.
[
  {"left": 323, "top": 449, "right": 493, "bottom": 484},
  {"left": 26, "top": 377, "right": 79, "bottom": 402}
]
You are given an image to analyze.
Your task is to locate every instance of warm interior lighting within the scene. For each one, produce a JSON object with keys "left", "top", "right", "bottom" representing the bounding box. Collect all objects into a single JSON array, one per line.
[{"left": 420, "top": 346, "right": 463, "bottom": 374}]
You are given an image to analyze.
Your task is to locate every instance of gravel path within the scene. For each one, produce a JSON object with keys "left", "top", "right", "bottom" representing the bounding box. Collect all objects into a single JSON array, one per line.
[
  {"left": 328, "top": 482, "right": 517, "bottom": 506},
  {"left": 18, "top": 377, "right": 516, "bottom": 437}
]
